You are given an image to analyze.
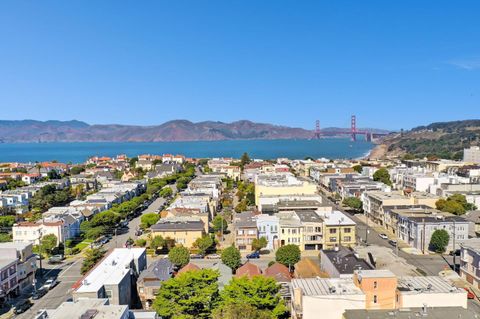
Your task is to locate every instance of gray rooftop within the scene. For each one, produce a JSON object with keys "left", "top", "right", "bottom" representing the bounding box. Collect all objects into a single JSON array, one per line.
[
  {"left": 322, "top": 248, "right": 374, "bottom": 274},
  {"left": 397, "top": 276, "right": 463, "bottom": 294},
  {"left": 343, "top": 307, "right": 479, "bottom": 319},
  {"left": 151, "top": 219, "right": 205, "bottom": 231},
  {"left": 138, "top": 258, "right": 173, "bottom": 283},
  {"left": 295, "top": 210, "right": 322, "bottom": 223}
]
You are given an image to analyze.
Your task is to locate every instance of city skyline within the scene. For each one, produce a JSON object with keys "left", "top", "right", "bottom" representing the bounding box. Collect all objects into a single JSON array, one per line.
[{"left": 0, "top": 1, "right": 479, "bottom": 130}]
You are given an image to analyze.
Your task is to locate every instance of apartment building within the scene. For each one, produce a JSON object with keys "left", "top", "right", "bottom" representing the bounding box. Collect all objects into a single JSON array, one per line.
[
  {"left": 291, "top": 270, "right": 467, "bottom": 319},
  {"left": 233, "top": 211, "right": 258, "bottom": 251},
  {"left": 150, "top": 217, "right": 205, "bottom": 248},
  {"left": 459, "top": 238, "right": 480, "bottom": 289},
  {"left": 255, "top": 214, "right": 279, "bottom": 250},
  {"left": 463, "top": 146, "right": 480, "bottom": 164},
  {"left": 255, "top": 173, "right": 317, "bottom": 205},
  {"left": 295, "top": 210, "right": 323, "bottom": 251},
  {"left": 278, "top": 211, "right": 304, "bottom": 249},
  {"left": 320, "top": 210, "right": 356, "bottom": 250},
  {"left": 0, "top": 242, "right": 36, "bottom": 292},
  {"left": 362, "top": 191, "right": 438, "bottom": 227},
  {"left": 258, "top": 194, "right": 324, "bottom": 213},
  {"left": 137, "top": 258, "right": 173, "bottom": 309},
  {"left": 73, "top": 248, "right": 147, "bottom": 307}
]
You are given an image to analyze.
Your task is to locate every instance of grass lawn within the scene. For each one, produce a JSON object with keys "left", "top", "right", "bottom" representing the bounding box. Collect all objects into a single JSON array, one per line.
[{"left": 75, "top": 239, "right": 93, "bottom": 251}]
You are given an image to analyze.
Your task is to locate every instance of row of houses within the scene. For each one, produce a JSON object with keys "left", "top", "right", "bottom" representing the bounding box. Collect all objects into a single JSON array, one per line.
[{"left": 12, "top": 181, "right": 145, "bottom": 245}]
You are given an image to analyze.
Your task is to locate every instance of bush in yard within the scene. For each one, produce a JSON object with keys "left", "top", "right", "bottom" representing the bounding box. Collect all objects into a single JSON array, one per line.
[
  {"left": 429, "top": 229, "right": 450, "bottom": 253},
  {"left": 275, "top": 244, "right": 300, "bottom": 269},
  {"left": 168, "top": 246, "right": 190, "bottom": 268}
]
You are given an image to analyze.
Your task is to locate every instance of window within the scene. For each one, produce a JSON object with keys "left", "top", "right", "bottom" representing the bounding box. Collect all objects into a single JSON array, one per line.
[
  {"left": 344, "top": 228, "right": 351, "bottom": 233},
  {"left": 105, "top": 290, "right": 113, "bottom": 299},
  {"left": 329, "top": 229, "right": 337, "bottom": 234},
  {"left": 343, "top": 236, "right": 351, "bottom": 242},
  {"left": 373, "top": 295, "right": 377, "bottom": 303},
  {"left": 330, "top": 237, "right": 337, "bottom": 242}
]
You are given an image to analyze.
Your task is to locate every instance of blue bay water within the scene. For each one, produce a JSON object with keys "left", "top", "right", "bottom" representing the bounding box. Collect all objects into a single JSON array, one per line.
[{"left": 0, "top": 139, "right": 373, "bottom": 163}]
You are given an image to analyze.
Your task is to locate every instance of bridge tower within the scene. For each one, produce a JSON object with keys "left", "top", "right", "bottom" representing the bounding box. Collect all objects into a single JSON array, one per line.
[
  {"left": 313, "top": 120, "right": 321, "bottom": 139},
  {"left": 351, "top": 115, "right": 357, "bottom": 142}
]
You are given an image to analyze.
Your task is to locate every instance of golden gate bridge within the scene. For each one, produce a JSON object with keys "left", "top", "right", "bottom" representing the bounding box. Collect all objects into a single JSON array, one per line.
[{"left": 313, "top": 115, "right": 389, "bottom": 142}]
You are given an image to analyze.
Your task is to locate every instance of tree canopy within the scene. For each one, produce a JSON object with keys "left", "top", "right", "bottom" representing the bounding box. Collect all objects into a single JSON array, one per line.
[
  {"left": 153, "top": 269, "right": 220, "bottom": 319},
  {"left": 40, "top": 234, "right": 58, "bottom": 255},
  {"left": 251, "top": 237, "right": 268, "bottom": 251},
  {"left": 429, "top": 229, "right": 450, "bottom": 253},
  {"left": 168, "top": 246, "right": 190, "bottom": 268},
  {"left": 275, "top": 244, "right": 300, "bottom": 269},
  {"left": 342, "top": 197, "right": 363, "bottom": 211},
  {"left": 141, "top": 213, "right": 160, "bottom": 228},
  {"left": 221, "top": 246, "right": 242, "bottom": 272},
  {"left": 373, "top": 168, "right": 392, "bottom": 186},
  {"left": 212, "top": 215, "right": 228, "bottom": 234},
  {"left": 193, "top": 235, "right": 214, "bottom": 255}
]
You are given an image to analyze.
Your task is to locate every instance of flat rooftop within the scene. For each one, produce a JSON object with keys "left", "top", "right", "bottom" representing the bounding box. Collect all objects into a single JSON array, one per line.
[
  {"left": 43, "top": 298, "right": 128, "bottom": 319},
  {"left": 76, "top": 248, "right": 145, "bottom": 293},
  {"left": 461, "top": 238, "right": 480, "bottom": 251},
  {"left": 295, "top": 210, "right": 323, "bottom": 223},
  {"left": 322, "top": 248, "right": 373, "bottom": 274},
  {"left": 319, "top": 210, "right": 355, "bottom": 226},
  {"left": 397, "top": 276, "right": 463, "bottom": 294},
  {"left": 343, "top": 307, "right": 479, "bottom": 319},
  {"left": 355, "top": 269, "right": 395, "bottom": 278},
  {"left": 291, "top": 277, "right": 363, "bottom": 296}
]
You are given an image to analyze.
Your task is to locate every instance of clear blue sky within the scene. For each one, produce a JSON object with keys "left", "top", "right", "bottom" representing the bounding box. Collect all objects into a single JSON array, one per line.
[{"left": 0, "top": 1, "right": 479, "bottom": 130}]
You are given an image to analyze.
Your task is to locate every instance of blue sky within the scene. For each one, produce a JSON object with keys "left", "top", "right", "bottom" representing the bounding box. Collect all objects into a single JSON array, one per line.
[{"left": 0, "top": 1, "right": 479, "bottom": 130}]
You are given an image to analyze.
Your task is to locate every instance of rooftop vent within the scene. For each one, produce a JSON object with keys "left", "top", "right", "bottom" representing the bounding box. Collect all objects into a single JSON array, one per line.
[{"left": 80, "top": 309, "right": 98, "bottom": 319}]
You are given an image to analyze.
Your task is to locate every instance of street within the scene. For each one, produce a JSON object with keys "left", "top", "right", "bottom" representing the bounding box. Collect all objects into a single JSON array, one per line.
[{"left": 16, "top": 194, "right": 169, "bottom": 318}]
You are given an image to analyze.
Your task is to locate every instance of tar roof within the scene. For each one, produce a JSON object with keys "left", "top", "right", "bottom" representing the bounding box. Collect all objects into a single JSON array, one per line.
[
  {"left": 322, "top": 248, "right": 373, "bottom": 274},
  {"left": 150, "top": 219, "right": 205, "bottom": 231}
]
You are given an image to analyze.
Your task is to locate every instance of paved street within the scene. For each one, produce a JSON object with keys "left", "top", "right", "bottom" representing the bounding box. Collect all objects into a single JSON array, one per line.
[{"left": 16, "top": 193, "right": 170, "bottom": 318}]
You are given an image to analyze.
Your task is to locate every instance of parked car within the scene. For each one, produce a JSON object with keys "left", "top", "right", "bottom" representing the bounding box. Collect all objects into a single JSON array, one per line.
[
  {"left": 464, "top": 287, "right": 475, "bottom": 299},
  {"left": 205, "top": 253, "right": 221, "bottom": 259},
  {"left": 48, "top": 255, "right": 65, "bottom": 264},
  {"left": 42, "top": 278, "right": 58, "bottom": 291},
  {"left": 13, "top": 300, "right": 32, "bottom": 314},
  {"left": 33, "top": 254, "right": 41, "bottom": 260},
  {"left": 388, "top": 239, "right": 397, "bottom": 247},
  {"left": 379, "top": 233, "right": 388, "bottom": 240},
  {"left": 190, "top": 253, "right": 204, "bottom": 259},
  {"left": 31, "top": 287, "right": 47, "bottom": 300},
  {"left": 246, "top": 251, "right": 260, "bottom": 259}
]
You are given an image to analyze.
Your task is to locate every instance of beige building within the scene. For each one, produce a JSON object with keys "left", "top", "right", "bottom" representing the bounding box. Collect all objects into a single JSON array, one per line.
[
  {"left": 233, "top": 211, "right": 258, "bottom": 251},
  {"left": 255, "top": 173, "right": 317, "bottom": 205},
  {"left": 320, "top": 210, "right": 356, "bottom": 250},
  {"left": 150, "top": 218, "right": 206, "bottom": 248},
  {"left": 278, "top": 211, "right": 304, "bottom": 249}
]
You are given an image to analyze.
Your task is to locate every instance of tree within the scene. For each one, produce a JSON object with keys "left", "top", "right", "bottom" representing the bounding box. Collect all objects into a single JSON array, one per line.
[
  {"left": 352, "top": 165, "right": 362, "bottom": 173},
  {"left": 240, "top": 152, "right": 251, "bottom": 167},
  {"left": 0, "top": 216, "right": 16, "bottom": 228},
  {"left": 168, "top": 246, "right": 190, "bottom": 268},
  {"left": 235, "top": 200, "right": 248, "bottom": 213},
  {"left": 436, "top": 196, "right": 467, "bottom": 215},
  {"left": 212, "top": 215, "right": 228, "bottom": 234},
  {"left": 69, "top": 165, "right": 85, "bottom": 175},
  {"left": 429, "top": 229, "right": 450, "bottom": 253},
  {"left": 159, "top": 187, "right": 173, "bottom": 198},
  {"left": 81, "top": 248, "right": 106, "bottom": 274},
  {"left": 135, "top": 238, "right": 147, "bottom": 247},
  {"left": 193, "top": 235, "right": 214, "bottom": 255},
  {"left": 221, "top": 246, "right": 242, "bottom": 272},
  {"left": 0, "top": 233, "right": 12, "bottom": 243},
  {"left": 213, "top": 302, "right": 273, "bottom": 319},
  {"left": 251, "top": 237, "right": 268, "bottom": 251},
  {"left": 91, "top": 211, "right": 121, "bottom": 228},
  {"left": 141, "top": 213, "right": 160, "bottom": 228},
  {"left": 275, "top": 244, "right": 300, "bottom": 269},
  {"left": 150, "top": 236, "right": 166, "bottom": 252},
  {"left": 40, "top": 234, "right": 58, "bottom": 255},
  {"left": 219, "top": 276, "right": 288, "bottom": 319},
  {"left": 47, "top": 169, "right": 61, "bottom": 180},
  {"left": 342, "top": 197, "right": 363, "bottom": 211},
  {"left": 373, "top": 168, "right": 392, "bottom": 186},
  {"left": 153, "top": 269, "right": 220, "bottom": 319}
]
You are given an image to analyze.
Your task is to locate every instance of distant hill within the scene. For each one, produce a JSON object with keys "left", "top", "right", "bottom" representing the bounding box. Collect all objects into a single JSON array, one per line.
[
  {"left": 0, "top": 119, "right": 389, "bottom": 143},
  {"left": 370, "top": 119, "right": 480, "bottom": 159}
]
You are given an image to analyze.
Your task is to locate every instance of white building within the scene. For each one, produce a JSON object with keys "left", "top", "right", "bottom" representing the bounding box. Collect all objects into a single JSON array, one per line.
[{"left": 464, "top": 146, "right": 480, "bottom": 164}]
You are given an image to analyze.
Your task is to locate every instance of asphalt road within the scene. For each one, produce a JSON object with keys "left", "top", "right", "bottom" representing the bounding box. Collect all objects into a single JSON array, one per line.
[{"left": 16, "top": 194, "right": 169, "bottom": 318}]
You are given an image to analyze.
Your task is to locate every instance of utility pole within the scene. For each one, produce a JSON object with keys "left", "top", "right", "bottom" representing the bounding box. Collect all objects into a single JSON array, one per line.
[
  {"left": 365, "top": 210, "right": 369, "bottom": 245},
  {"left": 452, "top": 219, "right": 457, "bottom": 273},
  {"left": 37, "top": 230, "right": 43, "bottom": 278},
  {"left": 114, "top": 228, "right": 118, "bottom": 248}
]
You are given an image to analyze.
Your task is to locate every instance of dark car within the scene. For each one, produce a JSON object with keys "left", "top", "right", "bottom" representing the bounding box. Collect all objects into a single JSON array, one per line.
[
  {"left": 450, "top": 249, "right": 461, "bottom": 256},
  {"left": 31, "top": 287, "right": 47, "bottom": 300},
  {"left": 388, "top": 239, "right": 397, "bottom": 247},
  {"left": 14, "top": 300, "right": 33, "bottom": 314},
  {"left": 246, "top": 251, "right": 260, "bottom": 259}
]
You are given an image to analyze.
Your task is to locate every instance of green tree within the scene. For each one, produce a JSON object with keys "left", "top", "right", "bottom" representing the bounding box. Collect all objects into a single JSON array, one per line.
[
  {"left": 168, "top": 246, "right": 190, "bottom": 268},
  {"left": 213, "top": 302, "right": 273, "bottom": 319},
  {"left": 342, "top": 197, "right": 363, "bottom": 211},
  {"left": 0, "top": 216, "right": 16, "bottom": 228},
  {"left": 251, "top": 237, "right": 268, "bottom": 251},
  {"left": 81, "top": 247, "right": 106, "bottom": 274},
  {"left": 193, "top": 235, "right": 214, "bottom": 255},
  {"left": 352, "top": 165, "right": 362, "bottom": 173},
  {"left": 219, "top": 276, "right": 288, "bottom": 319},
  {"left": 141, "top": 213, "right": 160, "bottom": 228},
  {"left": 135, "top": 238, "right": 147, "bottom": 247},
  {"left": 153, "top": 269, "right": 220, "bottom": 319},
  {"left": 429, "top": 229, "right": 450, "bottom": 253},
  {"left": 91, "top": 211, "right": 121, "bottom": 228},
  {"left": 234, "top": 200, "right": 248, "bottom": 213},
  {"left": 221, "top": 246, "right": 242, "bottom": 273},
  {"left": 0, "top": 233, "right": 12, "bottom": 242},
  {"left": 275, "top": 244, "right": 300, "bottom": 269},
  {"left": 212, "top": 215, "right": 228, "bottom": 234},
  {"left": 69, "top": 165, "right": 85, "bottom": 175},
  {"left": 373, "top": 168, "right": 392, "bottom": 186},
  {"left": 47, "top": 169, "right": 61, "bottom": 180},
  {"left": 240, "top": 152, "right": 251, "bottom": 167},
  {"left": 436, "top": 197, "right": 466, "bottom": 215},
  {"left": 159, "top": 187, "right": 173, "bottom": 198},
  {"left": 40, "top": 234, "right": 58, "bottom": 255},
  {"left": 150, "top": 235, "right": 166, "bottom": 252}
]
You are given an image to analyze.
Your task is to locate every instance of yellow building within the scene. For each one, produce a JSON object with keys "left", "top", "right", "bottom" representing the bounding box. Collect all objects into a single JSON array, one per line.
[
  {"left": 150, "top": 218, "right": 205, "bottom": 248},
  {"left": 255, "top": 173, "right": 317, "bottom": 205},
  {"left": 320, "top": 210, "right": 357, "bottom": 250},
  {"left": 277, "top": 211, "right": 304, "bottom": 250}
]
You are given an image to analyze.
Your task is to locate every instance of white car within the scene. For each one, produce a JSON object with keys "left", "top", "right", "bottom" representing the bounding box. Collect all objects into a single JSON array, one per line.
[
  {"left": 378, "top": 233, "right": 388, "bottom": 240},
  {"left": 42, "top": 278, "right": 58, "bottom": 291}
]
